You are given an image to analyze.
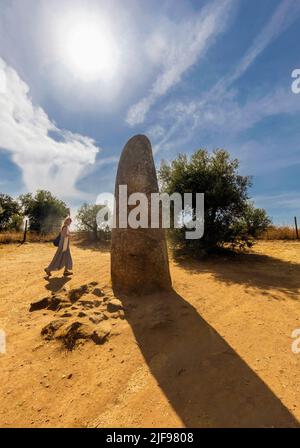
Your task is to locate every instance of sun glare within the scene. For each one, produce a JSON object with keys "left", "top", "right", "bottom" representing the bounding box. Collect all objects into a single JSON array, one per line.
[{"left": 59, "top": 13, "right": 119, "bottom": 82}]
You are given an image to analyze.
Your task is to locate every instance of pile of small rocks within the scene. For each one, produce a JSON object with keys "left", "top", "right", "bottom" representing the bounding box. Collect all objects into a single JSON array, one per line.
[{"left": 30, "top": 282, "right": 124, "bottom": 350}]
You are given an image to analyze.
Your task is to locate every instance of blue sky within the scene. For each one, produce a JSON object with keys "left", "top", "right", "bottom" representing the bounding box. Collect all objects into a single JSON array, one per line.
[{"left": 0, "top": 0, "right": 299, "bottom": 224}]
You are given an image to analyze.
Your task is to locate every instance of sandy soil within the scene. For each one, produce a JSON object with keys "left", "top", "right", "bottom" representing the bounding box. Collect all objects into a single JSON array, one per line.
[{"left": 0, "top": 240, "right": 300, "bottom": 428}]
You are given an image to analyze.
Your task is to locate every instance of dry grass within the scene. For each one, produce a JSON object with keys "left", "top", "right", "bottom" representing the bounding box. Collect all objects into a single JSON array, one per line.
[
  {"left": 1, "top": 226, "right": 298, "bottom": 245},
  {"left": 0, "top": 231, "right": 57, "bottom": 244},
  {"left": 260, "top": 226, "right": 298, "bottom": 241}
]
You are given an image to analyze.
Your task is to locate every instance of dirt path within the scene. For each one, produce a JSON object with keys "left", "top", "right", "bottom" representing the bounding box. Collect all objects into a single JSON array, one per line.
[{"left": 0, "top": 240, "right": 300, "bottom": 427}]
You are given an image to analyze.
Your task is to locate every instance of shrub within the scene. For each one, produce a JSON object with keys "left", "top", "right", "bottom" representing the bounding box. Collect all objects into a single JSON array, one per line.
[{"left": 158, "top": 149, "right": 271, "bottom": 254}]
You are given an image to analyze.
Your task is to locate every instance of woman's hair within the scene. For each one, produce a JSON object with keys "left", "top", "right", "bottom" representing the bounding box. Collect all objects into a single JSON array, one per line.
[{"left": 62, "top": 217, "right": 72, "bottom": 228}]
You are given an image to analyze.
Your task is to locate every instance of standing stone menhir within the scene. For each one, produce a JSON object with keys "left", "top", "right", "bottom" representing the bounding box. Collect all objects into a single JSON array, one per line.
[{"left": 111, "top": 134, "right": 172, "bottom": 295}]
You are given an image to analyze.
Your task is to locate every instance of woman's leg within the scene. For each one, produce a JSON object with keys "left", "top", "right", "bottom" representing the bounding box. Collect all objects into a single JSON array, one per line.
[
  {"left": 63, "top": 249, "right": 73, "bottom": 274},
  {"left": 45, "top": 246, "right": 64, "bottom": 273}
]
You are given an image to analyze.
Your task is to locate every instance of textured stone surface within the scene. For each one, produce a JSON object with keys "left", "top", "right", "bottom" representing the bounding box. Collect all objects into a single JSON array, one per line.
[{"left": 111, "top": 134, "right": 172, "bottom": 294}]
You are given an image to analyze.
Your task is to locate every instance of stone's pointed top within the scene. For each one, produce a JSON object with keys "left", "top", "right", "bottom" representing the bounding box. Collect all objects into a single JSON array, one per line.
[
  {"left": 126, "top": 134, "right": 151, "bottom": 146},
  {"left": 120, "top": 134, "right": 152, "bottom": 161},
  {"left": 116, "top": 134, "right": 157, "bottom": 194}
]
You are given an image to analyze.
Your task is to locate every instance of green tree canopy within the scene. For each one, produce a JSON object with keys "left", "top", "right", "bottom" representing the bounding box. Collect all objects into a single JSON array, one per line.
[
  {"left": 76, "top": 203, "right": 110, "bottom": 241},
  {"left": 158, "top": 149, "right": 271, "bottom": 252},
  {"left": 19, "top": 190, "right": 69, "bottom": 234},
  {"left": 0, "top": 193, "right": 23, "bottom": 231}
]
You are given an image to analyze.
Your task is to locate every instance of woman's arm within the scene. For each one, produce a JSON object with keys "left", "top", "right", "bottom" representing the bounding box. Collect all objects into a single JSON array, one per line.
[{"left": 61, "top": 226, "right": 69, "bottom": 252}]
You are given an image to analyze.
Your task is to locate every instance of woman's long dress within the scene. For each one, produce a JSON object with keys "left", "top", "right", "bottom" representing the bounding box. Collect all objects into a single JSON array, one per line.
[{"left": 47, "top": 226, "right": 73, "bottom": 271}]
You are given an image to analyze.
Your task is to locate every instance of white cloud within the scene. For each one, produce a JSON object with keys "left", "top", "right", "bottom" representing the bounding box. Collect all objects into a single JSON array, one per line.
[
  {"left": 188, "top": 86, "right": 300, "bottom": 135},
  {"left": 214, "top": 0, "right": 300, "bottom": 95},
  {"left": 126, "top": 0, "right": 233, "bottom": 126},
  {"left": 0, "top": 57, "right": 101, "bottom": 199},
  {"left": 253, "top": 192, "right": 300, "bottom": 210},
  {"left": 151, "top": 0, "right": 300, "bottom": 153}
]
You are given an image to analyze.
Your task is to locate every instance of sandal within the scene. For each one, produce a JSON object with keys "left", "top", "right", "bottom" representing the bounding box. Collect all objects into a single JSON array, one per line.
[{"left": 63, "top": 270, "right": 73, "bottom": 276}]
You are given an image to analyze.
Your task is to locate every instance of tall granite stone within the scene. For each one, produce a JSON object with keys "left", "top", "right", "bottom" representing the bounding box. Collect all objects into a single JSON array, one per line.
[{"left": 111, "top": 134, "right": 172, "bottom": 294}]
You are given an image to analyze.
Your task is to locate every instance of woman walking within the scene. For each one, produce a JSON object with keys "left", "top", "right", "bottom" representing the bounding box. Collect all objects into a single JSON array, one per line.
[{"left": 45, "top": 217, "right": 73, "bottom": 277}]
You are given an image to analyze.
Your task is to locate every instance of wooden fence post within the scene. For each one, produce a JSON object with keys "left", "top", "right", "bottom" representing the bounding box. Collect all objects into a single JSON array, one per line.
[
  {"left": 294, "top": 216, "right": 299, "bottom": 240},
  {"left": 22, "top": 219, "right": 28, "bottom": 244}
]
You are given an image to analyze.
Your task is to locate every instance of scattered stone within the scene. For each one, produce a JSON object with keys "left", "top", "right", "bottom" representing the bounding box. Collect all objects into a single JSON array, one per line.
[
  {"left": 68, "top": 285, "right": 90, "bottom": 302},
  {"left": 56, "top": 321, "right": 83, "bottom": 350},
  {"left": 91, "top": 324, "right": 111, "bottom": 345},
  {"left": 78, "top": 299, "right": 95, "bottom": 308},
  {"left": 89, "top": 315, "right": 104, "bottom": 325},
  {"left": 32, "top": 343, "right": 44, "bottom": 352},
  {"left": 30, "top": 297, "right": 49, "bottom": 312},
  {"left": 56, "top": 320, "right": 111, "bottom": 350},
  {"left": 41, "top": 319, "right": 67, "bottom": 340},
  {"left": 78, "top": 311, "right": 87, "bottom": 318},
  {"left": 92, "top": 288, "right": 105, "bottom": 297},
  {"left": 89, "top": 281, "right": 98, "bottom": 286},
  {"left": 109, "top": 310, "right": 125, "bottom": 320},
  {"left": 107, "top": 299, "right": 123, "bottom": 313},
  {"left": 62, "top": 373, "right": 73, "bottom": 380},
  {"left": 118, "top": 310, "right": 125, "bottom": 320},
  {"left": 48, "top": 295, "right": 70, "bottom": 311},
  {"left": 30, "top": 296, "right": 70, "bottom": 313}
]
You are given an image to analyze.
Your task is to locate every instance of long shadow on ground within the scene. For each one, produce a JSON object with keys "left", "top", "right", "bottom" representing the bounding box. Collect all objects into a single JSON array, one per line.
[
  {"left": 117, "top": 289, "right": 299, "bottom": 427},
  {"left": 174, "top": 251, "right": 300, "bottom": 300},
  {"left": 72, "top": 237, "right": 111, "bottom": 253}
]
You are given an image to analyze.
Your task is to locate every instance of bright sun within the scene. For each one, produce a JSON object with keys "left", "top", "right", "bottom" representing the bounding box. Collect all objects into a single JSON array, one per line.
[{"left": 58, "top": 13, "right": 119, "bottom": 82}]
